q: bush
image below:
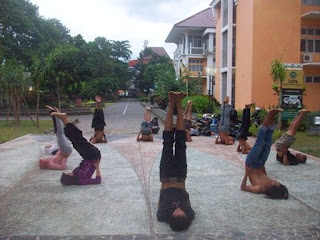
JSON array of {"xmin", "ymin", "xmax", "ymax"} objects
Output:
[
  {"xmin": 182, "ymin": 95, "xmax": 220, "ymax": 114},
  {"xmin": 249, "ymin": 124, "xmax": 283, "ymax": 143},
  {"xmin": 139, "ymin": 96, "xmax": 149, "ymax": 102},
  {"xmin": 149, "ymin": 95, "xmax": 158, "ymax": 105}
]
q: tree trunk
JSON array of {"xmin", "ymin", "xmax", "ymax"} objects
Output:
[
  {"xmin": 278, "ymin": 83, "xmax": 283, "ymax": 129},
  {"xmin": 36, "ymin": 79, "xmax": 40, "ymax": 128}
]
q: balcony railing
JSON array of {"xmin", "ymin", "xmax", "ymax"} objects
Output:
[{"xmin": 173, "ymin": 43, "xmax": 216, "ymax": 60}]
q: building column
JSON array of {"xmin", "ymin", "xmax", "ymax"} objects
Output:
[
  {"xmin": 184, "ymin": 31, "xmax": 189, "ymax": 55},
  {"xmin": 226, "ymin": 0, "xmax": 234, "ymax": 104}
]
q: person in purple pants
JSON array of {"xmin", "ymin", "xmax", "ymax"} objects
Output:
[{"xmin": 50, "ymin": 107, "xmax": 101, "ymax": 185}]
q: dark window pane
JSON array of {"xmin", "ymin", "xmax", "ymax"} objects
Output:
[
  {"xmin": 315, "ymin": 40, "xmax": 320, "ymax": 52},
  {"xmin": 307, "ymin": 28, "xmax": 314, "ymax": 35},
  {"xmin": 314, "ymin": 76, "xmax": 320, "ymax": 83},
  {"xmin": 315, "ymin": 29, "xmax": 320, "ymax": 35},
  {"xmin": 305, "ymin": 76, "xmax": 312, "ymax": 82},
  {"xmin": 301, "ymin": 39, "xmax": 306, "ymax": 51},
  {"xmin": 301, "ymin": 28, "xmax": 307, "ymax": 35},
  {"xmin": 307, "ymin": 39, "xmax": 314, "ymax": 52}
]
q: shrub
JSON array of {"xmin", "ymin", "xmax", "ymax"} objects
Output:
[
  {"xmin": 249, "ymin": 124, "xmax": 283, "ymax": 143},
  {"xmin": 139, "ymin": 96, "xmax": 149, "ymax": 102},
  {"xmin": 149, "ymin": 95, "xmax": 158, "ymax": 105},
  {"xmin": 181, "ymin": 95, "xmax": 220, "ymax": 114}
]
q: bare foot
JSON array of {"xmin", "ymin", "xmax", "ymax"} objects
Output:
[
  {"xmin": 298, "ymin": 109, "xmax": 310, "ymax": 115},
  {"xmin": 51, "ymin": 112, "xmax": 69, "ymax": 125},
  {"xmin": 46, "ymin": 105, "xmax": 55, "ymax": 111},
  {"xmin": 267, "ymin": 108, "xmax": 283, "ymax": 115},
  {"xmin": 169, "ymin": 91, "xmax": 176, "ymax": 104},
  {"xmin": 176, "ymin": 91, "xmax": 186, "ymax": 102},
  {"xmin": 263, "ymin": 108, "xmax": 283, "ymax": 126},
  {"xmin": 245, "ymin": 102, "xmax": 255, "ymax": 109}
]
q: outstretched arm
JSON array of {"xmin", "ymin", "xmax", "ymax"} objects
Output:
[
  {"xmin": 48, "ymin": 157, "xmax": 67, "ymax": 170},
  {"xmin": 240, "ymin": 167, "xmax": 261, "ymax": 193}
]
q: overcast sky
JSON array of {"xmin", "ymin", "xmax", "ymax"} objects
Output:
[{"xmin": 29, "ymin": 0, "xmax": 212, "ymax": 60}]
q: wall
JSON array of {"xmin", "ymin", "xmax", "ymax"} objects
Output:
[
  {"xmin": 251, "ymin": 0, "xmax": 302, "ymax": 109},
  {"xmin": 234, "ymin": 0, "xmax": 254, "ymax": 109}
]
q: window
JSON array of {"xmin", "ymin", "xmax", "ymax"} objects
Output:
[
  {"xmin": 305, "ymin": 76, "xmax": 320, "ymax": 83},
  {"xmin": 189, "ymin": 36, "xmax": 202, "ymax": 48},
  {"xmin": 301, "ymin": 27, "xmax": 320, "ymax": 52},
  {"xmin": 307, "ymin": 28, "xmax": 314, "ymax": 35},
  {"xmin": 222, "ymin": 32, "xmax": 228, "ymax": 68},
  {"xmin": 301, "ymin": 39, "xmax": 306, "ymax": 51},
  {"xmin": 307, "ymin": 39, "xmax": 314, "ymax": 52},
  {"xmin": 315, "ymin": 40, "xmax": 320, "ymax": 52},
  {"xmin": 305, "ymin": 76, "xmax": 313, "ymax": 83},
  {"xmin": 222, "ymin": 0, "xmax": 228, "ymax": 27},
  {"xmin": 188, "ymin": 59, "xmax": 203, "ymax": 72},
  {"xmin": 302, "ymin": 0, "xmax": 320, "ymax": 5}
]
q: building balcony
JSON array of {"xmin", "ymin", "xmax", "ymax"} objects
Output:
[{"xmin": 173, "ymin": 44, "xmax": 216, "ymax": 61}]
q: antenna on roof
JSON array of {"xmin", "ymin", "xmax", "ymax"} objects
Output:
[{"xmin": 143, "ymin": 40, "xmax": 148, "ymax": 48}]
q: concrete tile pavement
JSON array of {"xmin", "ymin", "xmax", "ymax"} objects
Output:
[{"xmin": 0, "ymin": 103, "xmax": 320, "ymax": 239}]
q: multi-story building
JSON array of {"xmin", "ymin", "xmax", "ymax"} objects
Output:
[
  {"xmin": 165, "ymin": 8, "xmax": 216, "ymax": 96},
  {"xmin": 211, "ymin": 0, "xmax": 320, "ymax": 111}
]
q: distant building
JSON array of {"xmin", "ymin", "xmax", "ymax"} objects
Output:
[
  {"xmin": 166, "ymin": 8, "xmax": 216, "ymax": 96},
  {"xmin": 128, "ymin": 47, "xmax": 170, "ymax": 96}
]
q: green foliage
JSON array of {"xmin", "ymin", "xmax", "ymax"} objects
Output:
[
  {"xmin": 139, "ymin": 96, "xmax": 149, "ymax": 102},
  {"xmin": 271, "ymin": 59, "xmax": 287, "ymax": 85},
  {"xmin": 249, "ymin": 125, "xmax": 282, "ymax": 143},
  {"xmin": 0, "ymin": 0, "xmax": 133, "ymax": 108},
  {"xmin": 134, "ymin": 47, "xmax": 172, "ymax": 93},
  {"xmin": 181, "ymin": 95, "xmax": 221, "ymax": 114}
]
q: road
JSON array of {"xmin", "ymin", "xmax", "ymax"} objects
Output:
[{"xmin": 0, "ymin": 100, "xmax": 319, "ymax": 239}]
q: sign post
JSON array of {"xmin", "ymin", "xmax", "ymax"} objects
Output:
[{"xmin": 282, "ymin": 64, "xmax": 304, "ymax": 120}]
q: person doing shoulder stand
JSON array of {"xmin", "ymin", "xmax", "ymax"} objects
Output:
[
  {"xmin": 215, "ymin": 96, "xmax": 234, "ymax": 145},
  {"xmin": 39, "ymin": 105, "xmax": 73, "ymax": 170},
  {"xmin": 237, "ymin": 102, "xmax": 255, "ymax": 154},
  {"xmin": 137, "ymin": 106, "xmax": 153, "ymax": 142},
  {"xmin": 157, "ymin": 92, "xmax": 195, "ymax": 231},
  {"xmin": 50, "ymin": 107, "xmax": 101, "ymax": 185},
  {"xmin": 275, "ymin": 109, "xmax": 309, "ymax": 165},
  {"xmin": 90, "ymin": 95, "xmax": 107, "ymax": 144},
  {"xmin": 241, "ymin": 108, "xmax": 289, "ymax": 199}
]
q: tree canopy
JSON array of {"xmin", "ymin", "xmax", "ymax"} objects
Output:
[{"xmin": 0, "ymin": 0, "xmax": 132, "ymax": 108}]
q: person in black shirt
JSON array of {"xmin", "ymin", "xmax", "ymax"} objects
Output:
[
  {"xmin": 90, "ymin": 95, "xmax": 107, "ymax": 144},
  {"xmin": 157, "ymin": 91, "xmax": 195, "ymax": 231}
]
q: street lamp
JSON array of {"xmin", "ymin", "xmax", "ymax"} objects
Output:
[{"xmin": 205, "ymin": 66, "xmax": 217, "ymax": 113}]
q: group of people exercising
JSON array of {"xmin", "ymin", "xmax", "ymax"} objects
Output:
[{"xmin": 38, "ymin": 92, "xmax": 309, "ymax": 231}]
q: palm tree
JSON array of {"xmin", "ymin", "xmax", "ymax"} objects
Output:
[
  {"xmin": 32, "ymin": 45, "xmax": 76, "ymax": 127},
  {"xmin": 0, "ymin": 62, "xmax": 30, "ymax": 124},
  {"xmin": 271, "ymin": 58, "xmax": 287, "ymax": 129}
]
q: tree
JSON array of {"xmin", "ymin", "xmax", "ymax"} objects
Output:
[
  {"xmin": 134, "ymin": 47, "xmax": 171, "ymax": 94},
  {"xmin": 0, "ymin": 61, "xmax": 30, "ymax": 124},
  {"xmin": 31, "ymin": 45, "xmax": 77, "ymax": 127},
  {"xmin": 271, "ymin": 58, "xmax": 287, "ymax": 128}
]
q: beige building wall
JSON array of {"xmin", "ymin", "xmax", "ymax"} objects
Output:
[
  {"xmin": 250, "ymin": 0, "xmax": 302, "ymax": 109},
  {"xmin": 214, "ymin": 0, "xmax": 319, "ymax": 111},
  {"xmin": 235, "ymin": 0, "xmax": 254, "ymax": 109}
]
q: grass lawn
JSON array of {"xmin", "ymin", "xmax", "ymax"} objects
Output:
[
  {"xmin": 291, "ymin": 131, "xmax": 320, "ymax": 158},
  {"xmin": 0, "ymin": 120, "xmax": 52, "ymax": 144}
]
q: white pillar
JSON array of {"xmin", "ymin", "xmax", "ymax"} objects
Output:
[{"xmin": 184, "ymin": 31, "xmax": 189, "ymax": 55}]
